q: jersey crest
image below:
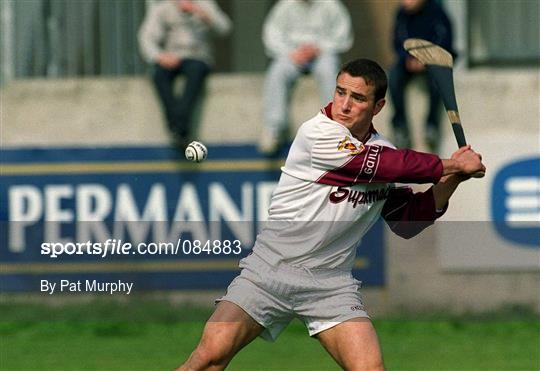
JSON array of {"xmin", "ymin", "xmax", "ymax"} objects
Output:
[{"xmin": 337, "ymin": 136, "xmax": 365, "ymax": 156}]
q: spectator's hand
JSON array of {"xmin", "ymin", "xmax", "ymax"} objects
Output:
[
  {"xmin": 451, "ymin": 145, "xmax": 486, "ymax": 177},
  {"xmin": 290, "ymin": 44, "xmax": 320, "ymax": 66},
  {"xmin": 157, "ymin": 53, "xmax": 181, "ymax": 69},
  {"xmin": 289, "ymin": 48, "xmax": 308, "ymax": 66},
  {"xmin": 178, "ymin": 0, "xmax": 210, "ymax": 23},
  {"xmin": 405, "ymin": 56, "xmax": 425, "ymax": 73},
  {"xmin": 301, "ymin": 44, "xmax": 319, "ymax": 60}
]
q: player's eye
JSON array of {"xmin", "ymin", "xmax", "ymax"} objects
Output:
[{"xmin": 353, "ymin": 95, "xmax": 366, "ymax": 102}]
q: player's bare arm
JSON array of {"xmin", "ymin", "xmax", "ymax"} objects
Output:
[
  {"xmin": 432, "ymin": 146, "xmax": 485, "ymax": 209},
  {"xmin": 380, "ymin": 145, "xmax": 485, "ymax": 240},
  {"xmin": 431, "ymin": 173, "xmax": 468, "ymax": 210}
]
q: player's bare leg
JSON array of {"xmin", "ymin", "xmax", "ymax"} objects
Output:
[
  {"xmin": 316, "ymin": 318, "xmax": 385, "ymax": 371},
  {"xmin": 176, "ymin": 301, "xmax": 264, "ymax": 371}
]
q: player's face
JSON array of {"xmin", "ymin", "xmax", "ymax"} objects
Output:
[{"xmin": 331, "ymin": 73, "xmax": 385, "ymax": 134}]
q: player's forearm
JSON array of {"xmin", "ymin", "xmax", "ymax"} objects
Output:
[
  {"xmin": 431, "ymin": 174, "xmax": 466, "ymax": 209},
  {"xmin": 440, "ymin": 159, "xmax": 463, "ymax": 176}
]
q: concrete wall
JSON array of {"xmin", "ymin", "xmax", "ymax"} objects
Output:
[
  {"xmin": 2, "ymin": 70, "xmax": 539, "ymax": 315},
  {"xmin": 2, "ymin": 75, "xmax": 320, "ymax": 147},
  {"xmin": 4, "ymin": 69, "xmax": 538, "ymax": 151}
]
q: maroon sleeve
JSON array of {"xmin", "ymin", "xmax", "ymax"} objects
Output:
[
  {"xmin": 316, "ymin": 145, "xmax": 443, "ymax": 186},
  {"xmin": 381, "ymin": 186, "xmax": 448, "ymax": 239}
]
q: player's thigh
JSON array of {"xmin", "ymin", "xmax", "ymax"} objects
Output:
[
  {"xmin": 196, "ymin": 300, "xmax": 264, "ymax": 357},
  {"xmin": 316, "ymin": 318, "xmax": 384, "ymax": 371}
]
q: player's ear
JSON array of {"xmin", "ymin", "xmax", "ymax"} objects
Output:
[{"xmin": 373, "ymin": 99, "xmax": 385, "ymax": 116}]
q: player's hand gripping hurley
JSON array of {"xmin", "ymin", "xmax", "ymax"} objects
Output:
[{"xmin": 403, "ymin": 38, "xmax": 484, "ymax": 178}]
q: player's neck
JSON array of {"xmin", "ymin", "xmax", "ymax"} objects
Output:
[{"xmin": 350, "ymin": 123, "xmax": 373, "ymax": 143}]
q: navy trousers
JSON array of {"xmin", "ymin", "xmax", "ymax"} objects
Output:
[
  {"xmin": 152, "ymin": 59, "xmax": 210, "ymax": 138},
  {"xmin": 388, "ymin": 61, "xmax": 443, "ymax": 134}
]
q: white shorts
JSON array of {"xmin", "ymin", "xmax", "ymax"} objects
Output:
[{"xmin": 216, "ymin": 253, "xmax": 369, "ymax": 341}]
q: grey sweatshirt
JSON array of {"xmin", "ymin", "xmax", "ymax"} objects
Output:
[{"xmin": 138, "ymin": 0, "xmax": 231, "ymax": 66}]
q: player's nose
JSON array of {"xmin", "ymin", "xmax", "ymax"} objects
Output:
[{"xmin": 341, "ymin": 96, "xmax": 351, "ymax": 111}]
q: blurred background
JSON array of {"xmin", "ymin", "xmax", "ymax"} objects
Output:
[
  {"xmin": 1, "ymin": 0, "xmax": 539, "ymax": 370},
  {"xmin": 2, "ymin": 0, "xmax": 539, "ymax": 79}
]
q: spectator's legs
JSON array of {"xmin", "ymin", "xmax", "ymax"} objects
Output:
[
  {"xmin": 389, "ymin": 63, "xmax": 413, "ymax": 148},
  {"xmin": 260, "ymin": 56, "xmax": 301, "ymax": 154},
  {"xmin": 425, "ymin": 76, "xmax": 444, "ymax": 152},
  {"xmin": 152, "ymin": 64, "xmax": 180, "ymax": 134},
  {"xmin": 174, "ymin": 59, "xmax": 211, "ymax": 142},
  {"xmin": 311, "ymin": 53, "xmax": 339, "ymax": 105}
]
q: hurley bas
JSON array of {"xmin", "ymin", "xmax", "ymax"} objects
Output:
[{"xmin": 41, "ymin": 279, "xmax": 133, "ymax": 295}]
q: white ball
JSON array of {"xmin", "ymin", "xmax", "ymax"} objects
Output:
[{"xmin": 185, "ymin": 141, "xmax": 208, "ymax": 163}]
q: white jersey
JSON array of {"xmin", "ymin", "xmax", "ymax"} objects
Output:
[
  {"xmin": 254, "ymin": 110, "xmax": 393, "ymax": 270},
  {"xmin": 252, "ymin": 105, "xmax": 444, "ymax": 270}
]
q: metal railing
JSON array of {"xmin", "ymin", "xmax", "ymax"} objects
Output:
[{"xmin": 1, "ymin": 0, "xmax": 148, "ymax": 83}]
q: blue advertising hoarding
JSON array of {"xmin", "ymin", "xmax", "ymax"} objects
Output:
[
  {"xmin": 491, "ymin": 157, "xmax": 540, "ymax": 247},
  {"xmin": 1, "ymin": 145, "xmax": 385, "ymax": 292}
]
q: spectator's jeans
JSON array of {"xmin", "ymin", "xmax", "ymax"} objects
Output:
[
  {"xmin": 152, "ymin": 59, "xmax": 210, "ymax": 138},
  {"xmin": 388, "ymin": 61, "xmax": 442, "ymax": 133},
  {"xmin": 263, "ymin": 54, "xmax": 339, "ymax": 137}
]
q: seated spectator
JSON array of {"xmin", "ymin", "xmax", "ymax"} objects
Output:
[
  {"xmin": 389, "ymin": 0, "xmax": 455, "ymax": 152},
  {"xmin": 259, "ymin": 0, "xmax": 353, "ymax": 154},
  {"xmin": 138, "ymin": 0, "xmax": 231, "ymax": 149}
]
